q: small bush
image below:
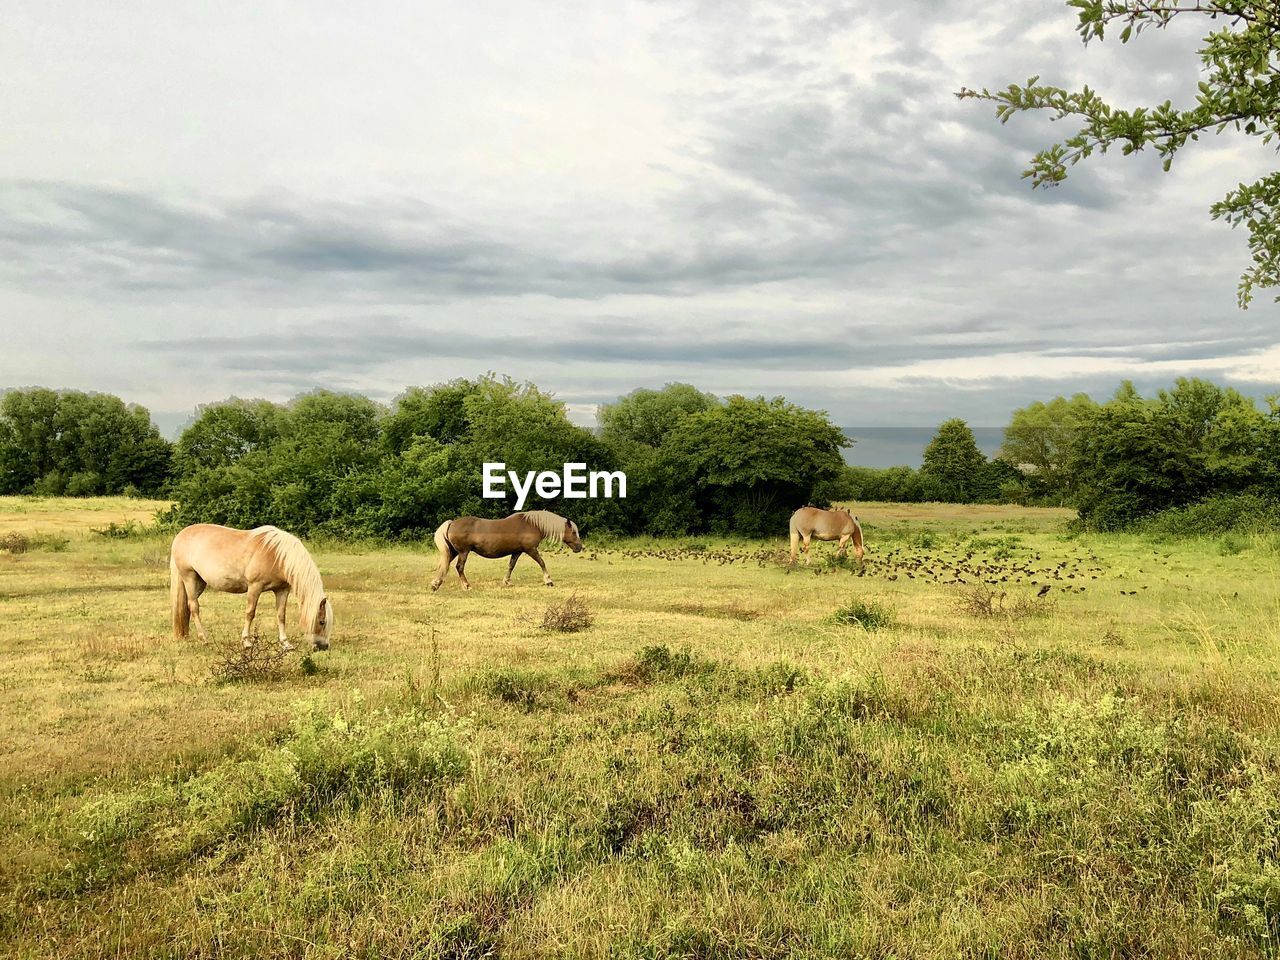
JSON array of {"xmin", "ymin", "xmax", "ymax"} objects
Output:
[
  {"xmin": 65, "ymin": 471, "xmax": 104, "ymax": 497},
  {"xmin": 829, "ymin": 598, "xmax": 892, "ymax": 630},
  {"xmin": 91, "ymin": 520, "xmax": 148, "ymax": 539},
  {"xmin": 474, "ymin": 669, "xmax": 548, "ymax": 712},
  {"xmin": 2, "ymin": 532, "xmax": 71, "ymax": 554},
  {"xmin": 607, "ymin": 645, "xmax": 709, "ymax": 685},
  {"xmin": 634, "ymin": 645, "xmax": 698, "ymax": 680},
  {"xmin": 32, "ymin": 471, "xmax": 67, "ymax": 497},
  {"xmin": 210, "ymin": 641, "xmax": 290, "ymax": 684},
  {"xmin": 139, "ymin": 548, "xmax": 169, "ymax": 568},
  {"xmin": 1219, "ymin": 532, "xmax": 1248, "ymax": 556},
  {"xmin": 957, "ymin": 585, "xmax": 1054, "ymax": 620},
  {"xmin": 540, "ymin": 593, "xmax": 594, "ymax": 633}
]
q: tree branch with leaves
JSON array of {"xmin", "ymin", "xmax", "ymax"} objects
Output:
[{"xmin": 958, "ymin": 0, "xmax": 1280, "ymax": 306}]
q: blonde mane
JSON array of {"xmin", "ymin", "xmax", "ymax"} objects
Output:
[
  {"xmin": 513, "ymin": 510, "xmax": 576, "ymax": 542},
  {"xmin": 251, "ymin": 526, "xmax": 325, "ymax": 631}
]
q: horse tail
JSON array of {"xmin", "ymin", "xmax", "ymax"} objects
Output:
[
  {"xmin": 850, "ymin": 516, "xmax": 865, "ymax": 561},
  {"xmin": 434, "ymin": 520, "xmax": 456, "ymax": 560},
  {"xmin": 170, "ymin": 552, "xmax": 190, "ymax": 639},
  {"xmin": 789, "ymin": 512, "xmax": 801, "ymax": 565},
  {"xmin": 431, "ymin": 520, "xmax": 456, "ymax": 591}
]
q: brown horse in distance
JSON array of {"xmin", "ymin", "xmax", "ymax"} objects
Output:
[
  {"xmin": 789, "ymin": 505, "xmax": 864, "ymax": 565},
  {"xmin": 431, "ymin": 510, "xmax": 583, "ymax": 591}
]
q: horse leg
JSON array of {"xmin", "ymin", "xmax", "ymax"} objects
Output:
[
  {"xmin": 431, "ymin": 545, "xmax": 454, "ymax": 592},
  {"xmin": 274, "ymin": 587, "xmax": 294, "ymax": 652},
  {"xmin": 803, "ymin": 534, "xmax": 812, "ymax": 566},
  {"xmin": 184, "ymin": 573, "xmax": 210, "ymax": 643},
  {"xmin": 241, "ymin": 584, "xmax": 263, "ymax": 648},
  {"xmin": 838, "ymin": 534, "xmax": 850, "ymax": 558},
  {"xmin": 456, "ymin": 550, "xmax": 472, "ymax": 591},
  {"xmin": 504, "ymin": 553, "xmax": 519, "ymax": 586},
  {"xmin": 528, "ymin": 547, "xmax": 553, "ymax": 586},
  {"xmin": 789, "ymin": 529, "xmax": 800, "ymax": 565}
]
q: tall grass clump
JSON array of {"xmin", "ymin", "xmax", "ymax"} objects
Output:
[{"xmin": 829, "ymin": 598, "xmax": 893, "ymax": 630}]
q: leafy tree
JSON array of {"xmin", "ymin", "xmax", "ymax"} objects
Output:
[
  {"xmin": 959, "ymin": 1, "xmax": 1280, "ymax": 305},
  {"xmin": 455, "ymin": 377, "xmax": 624, "ymax": 530},
  {"xmin": 659, "ymin": 396, "xmax": 848, "ymax": 535},
  {"xmin": 0, "ymin": 388, "xmax": 170, "ymax": 495},
  {"xmin": 920, "ymin": 419, "xmax": 989, "ymax": 502},
  {"xmin": 0, "ymin": 388, "xmax": 62, "ymax": 492},
  {"xmin": 1072, "ymin": 378, "xmax": 1267, "ymax": 528},
  {"xmin": 599, "ymin": 383, "xmax": 719, "ymax": 449},
  {"xmin": 167, "ymin": 376, "xmax": 627, "ymax": 536},
  {"xmin": 329, "ymin": 437, "xmax": 473, "ymax": 538},
  {"xmin": 822, "ymin": 464, "xmax": 930, "ymax": 504},
  {"xmin": 1000, "ymin": 394, "xmax": 1099, "ymax": 502},
  {"xmin": 168, "ymin": 391, "xmax": 384, "ymax": 534},
  {"xmin": 173, "ymin": 399, "xmax": 284, "ymax": 476},
  {"xmin": 382, "ymin": 380, "xmax": 480, "ymax": 453}
]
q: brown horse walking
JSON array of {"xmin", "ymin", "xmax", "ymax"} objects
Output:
[
  {"xmin": 789, "ymin": 506, "xmax": 864, "ymax": 565},
  {"xmin": 431, "ymin": 510, "xmax": 583, "ymax": 591},
  {"xmin": 170, "ymin": 523, "xmax": 333, "ymax": 651}
]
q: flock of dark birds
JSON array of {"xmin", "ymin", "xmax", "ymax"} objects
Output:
[{"xmin": 578, "ymin": 538, "xmax": 1113, "ymax": 597}]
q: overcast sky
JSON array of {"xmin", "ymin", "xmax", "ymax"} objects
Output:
[{"xmin": 2, "ymin": 0, "xmax": 1277, "ymax": 440}]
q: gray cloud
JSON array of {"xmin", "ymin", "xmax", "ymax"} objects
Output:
[
  {"xmin": 138, "ymin": 316, "xmax": 1065, "ymax": 373},
  {"xmin": 0, "ymin": 0, "xmax": 1275, "ymax": 431}
]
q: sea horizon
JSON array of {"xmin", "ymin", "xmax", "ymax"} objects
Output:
[{"xmin": 841, "ymin": 425, "xmax": 1004, "ymax": 469}]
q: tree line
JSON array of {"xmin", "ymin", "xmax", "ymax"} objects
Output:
[
  {"xmin": 2, "ymin": 376, "xmax": 1276, "ymax": 535},
  {"xmin": 0, "ymin": 378, "xmax": 848, "ymax": 537},
  {"xmin": 836, "ymin": 378, "xmax": 1280, "ymax": 531}
]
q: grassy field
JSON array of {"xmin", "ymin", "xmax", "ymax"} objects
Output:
[{"xmin": 4, "ymin": 496, "xmax": 1280, "ymax": 957}]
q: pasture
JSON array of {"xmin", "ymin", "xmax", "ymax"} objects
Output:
[{"xmin": 3, "ymin": 496, "xmax": 1280, "ymax": 957}]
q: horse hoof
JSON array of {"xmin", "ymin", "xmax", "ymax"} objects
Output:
[
  {"xmin": 242, "ymin": 638, "xmax": 253, "ymax": 650},
  {"xmin": 430, "ymin": 582, "xmax": 441, "ymax": 592},
  {"xmin": 280, "ymin": 641, "xmax": 295, "ymax": 653},
  {"xmin": 544, "ymin": 581, "xmax": 554, "ymax": 587}
]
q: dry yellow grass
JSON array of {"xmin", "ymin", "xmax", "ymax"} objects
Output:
[
  {"xmin": 4, "ymin": 497, "xmax": 1280, "ymax": 957},
  {"xmin": 0, "ymin": 495, "xmax": 170, "ymax": 536}
]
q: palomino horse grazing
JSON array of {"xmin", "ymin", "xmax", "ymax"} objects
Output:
[
  {"xmin": 170, "ymin": 523, "xmax": 333, "ymax": 651},
  {"xmin": 789, "ymin": 505, "xmax": 865, "ymax": 565},
  {"xmin": 431, "ymin": 510, "xmax": 583, "ymax": 591}
]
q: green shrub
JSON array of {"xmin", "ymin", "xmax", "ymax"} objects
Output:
[
  {"xmin": 1137, "ymin": 492, "xmax": 1280, "ymax": 537},
  {"xmin": 607, "ymin": 645, "xmax": 711, "ymax": 685},
  {"xmin": 91, "ymin": 520, "xmax": 150, "ymax": 539},
  {"xmin": 472, "ymin": 669, "xmax": 551, "ymax": 711},
  {"xmin": 65, "ymin": 471, "xmax": 103, "ymax": 497},
  {"xmin": 69, "ymin": 702, "xmax": 470, "ymax": 886},
  {"xmin": 829, "ymin": 598, "xmax": 892, "ymax": 629}
]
